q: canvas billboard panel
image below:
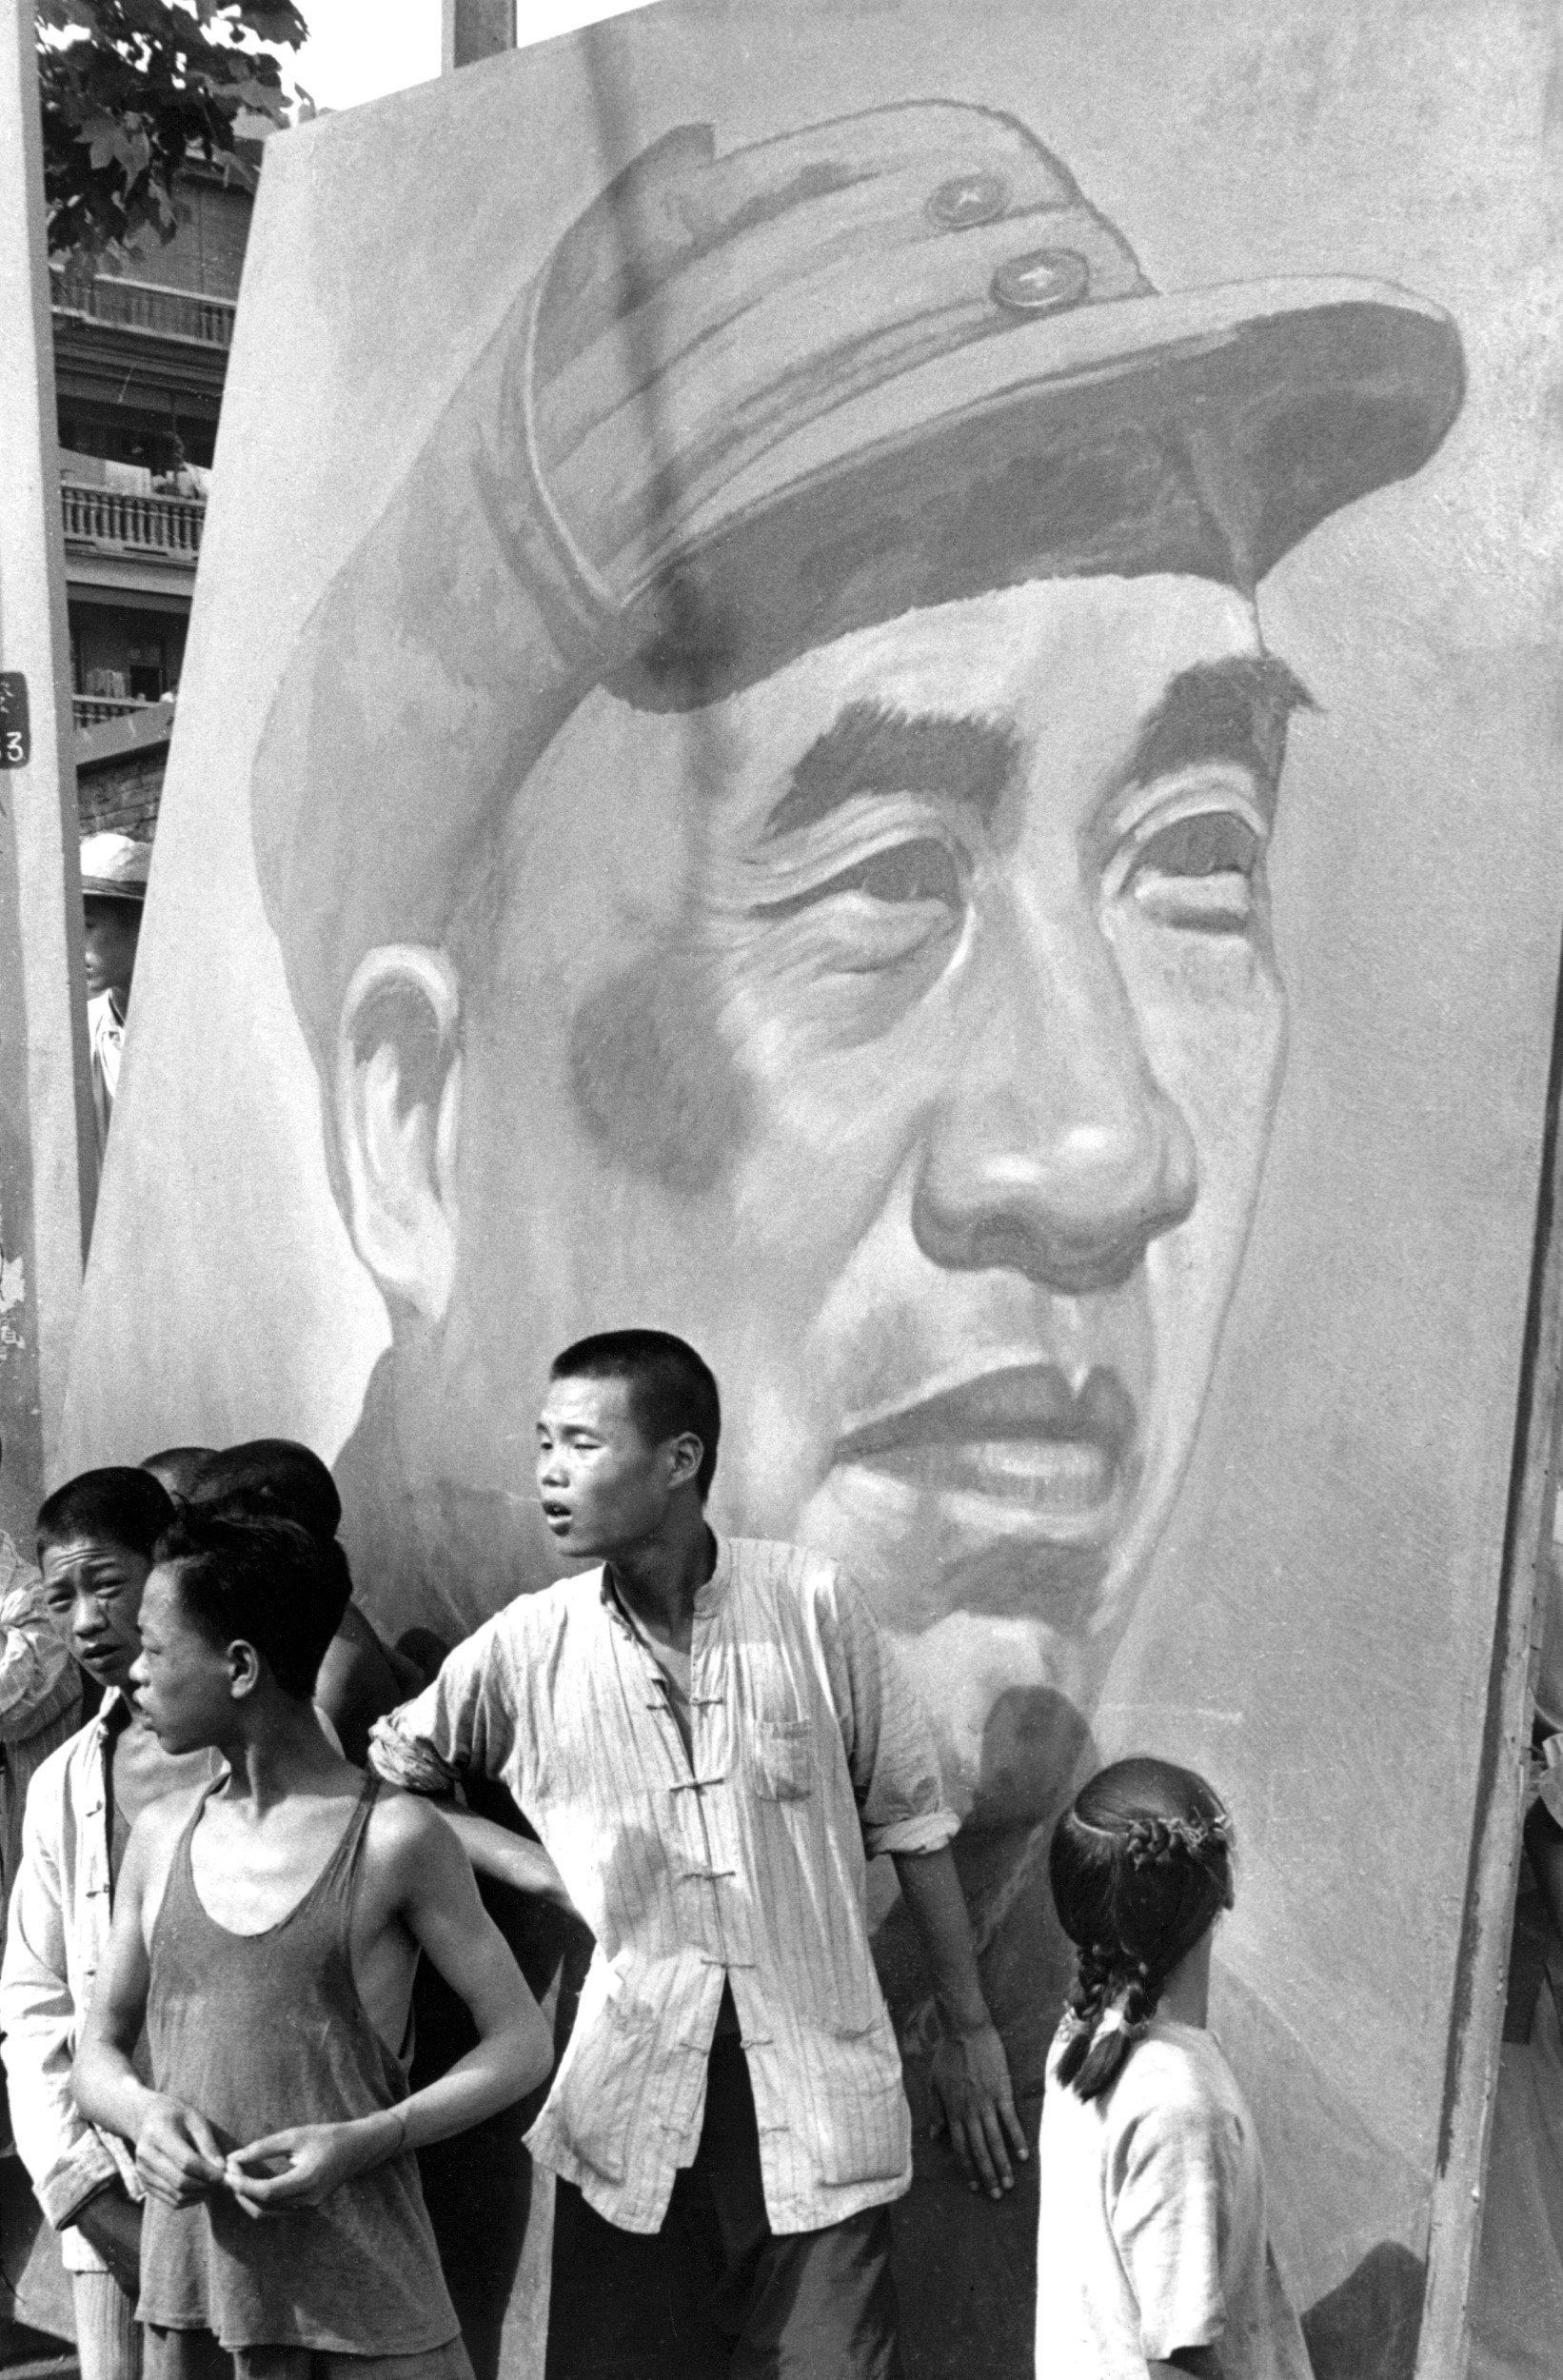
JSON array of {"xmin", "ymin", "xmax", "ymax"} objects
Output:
[{"xmin": 55, "ymin": 3, "xmax": 1563, "ymax": 2372}]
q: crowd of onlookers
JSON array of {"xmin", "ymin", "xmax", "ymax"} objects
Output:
[
  {"xmin": 0, "ymin": 1435, "xmax": 544, "ymax": 2380},
  {"xmin": 0, "ymin": 1335, "xmax": 1316, "ymax": 2380}
]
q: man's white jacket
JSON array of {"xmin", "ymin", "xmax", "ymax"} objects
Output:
[{"xmin": 1, "ymin": 1696, "xmax": 144, "ymax": 2274}]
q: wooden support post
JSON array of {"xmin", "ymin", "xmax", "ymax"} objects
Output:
[
  {"xmin": 1418, "ymin": 942, "xmax": 1563, "ymax": 2374},
  {"xmin": 444, "ymin": 0, "xmax": 517, "ymax": 71},
  {"xmin": 0, "ymin": 4, "xmax": 96, "ymax": 1531}
]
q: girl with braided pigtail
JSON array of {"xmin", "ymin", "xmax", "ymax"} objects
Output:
[{"xmin": 1036, "ymin": 1759, "xmax": 1314, "ymax": 2379}]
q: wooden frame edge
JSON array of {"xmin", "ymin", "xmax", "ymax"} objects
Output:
[{"xmin": 1417, "ymin": 932, "xmax": 1563, "ymax": 2375}]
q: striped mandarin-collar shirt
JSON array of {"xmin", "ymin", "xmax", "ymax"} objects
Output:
[{"xmin": 369, "ymin": 1534, "xmax": 958, "ymax": 2235}]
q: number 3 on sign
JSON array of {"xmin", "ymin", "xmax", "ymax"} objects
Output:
[{"xmin": 0, "ymin": 676, "xmax": 30, "ymax": 770}]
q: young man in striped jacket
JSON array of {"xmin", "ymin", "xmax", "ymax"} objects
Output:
[{"xmin": 370, "ymin": 1327, "xmax": 1024, "ymax": 2380}]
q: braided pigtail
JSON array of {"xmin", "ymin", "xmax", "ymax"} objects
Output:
[
  {"xmin": 1048, "ymin": 1758, "xmax": 1235, "ymax": 2103},
  {"xmin": 1055, "ymin": 1941, "xmax": 1117, "ymax": 2090},
  {"xmin": 1068, "ymin": 1958, "xmax": 1162, "ymax": 2101}
]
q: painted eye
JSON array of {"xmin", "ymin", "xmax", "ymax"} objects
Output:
[
  {"xmin": 1135, "ymin": 810, "xmax": 1261, "ymax": 880},
  {"xmin": 755, "ymin": 837, "xmax": 963, "ymax": 917},
  {"xmin": 1115, "ymin": 805, "xmax": 1266, "ymax": 934}
]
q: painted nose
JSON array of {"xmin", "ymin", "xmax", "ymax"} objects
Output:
[{"xmin": 912, "ymin": 901, "xmax": 1197, "ymax": 1294}]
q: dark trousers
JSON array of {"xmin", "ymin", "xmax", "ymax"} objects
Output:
[{"xmin": 544, "ymin": 2034, "xmax": 903, "ymax": 2380}]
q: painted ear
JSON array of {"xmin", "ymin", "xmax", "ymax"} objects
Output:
[{"xmin": 335, "ymin": 946, "xmax": 463, "ymax": 1324}]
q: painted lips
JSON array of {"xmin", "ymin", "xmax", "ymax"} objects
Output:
[{"xmin": 833, "ymin": 1362, "xmax": 1138, "ymax": 1516}]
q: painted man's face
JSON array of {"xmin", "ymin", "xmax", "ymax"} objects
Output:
[{"xmin": 395, "ymin": 575, "xmax": 1297, "ymax": 1820}]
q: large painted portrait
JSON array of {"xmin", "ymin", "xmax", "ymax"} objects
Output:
[{"xmin": 55, "ymin": 3, "xmax": 1563, "ymax": 2374}]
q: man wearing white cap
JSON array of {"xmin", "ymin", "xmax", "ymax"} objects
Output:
[{"xmin": 79, "ymin": 835, "xmax": 151, "ymax": 1160}]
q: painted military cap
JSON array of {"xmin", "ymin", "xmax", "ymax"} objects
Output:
[
  {"xmin": 252, "ymin": 100, "xmax": 1463, "ymax": 1070},
  {"xmin": 80, "ymin": 831, "xmax": 152, "ymax": 904}
]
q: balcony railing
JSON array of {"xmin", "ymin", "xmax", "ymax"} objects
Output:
[
  {"xmin": 61, "ymin": 482, "xmax": 205, "ymax": 565},
  {"xmin": 51, "ymin": 268, "xmax": 236, "ymax": 349},
  {"xmin": 72, "ymin": 694, "xmax": 172, "ymax": 731}
]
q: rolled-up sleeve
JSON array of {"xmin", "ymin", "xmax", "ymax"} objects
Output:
[
  {"xmin": 822, "ymin": 1571, "xmax": 959, "ymax": 1859},
  {"xmin": 368, "ymin": 1611, "xmax": 520, "ymax": 1799}
]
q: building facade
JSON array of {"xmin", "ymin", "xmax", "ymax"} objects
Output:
[{"xmin": 52, "ymin": 152, "xmax": 255, "ymax": 777}]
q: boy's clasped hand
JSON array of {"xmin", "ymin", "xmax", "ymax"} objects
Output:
[{"xmin": 134, "ymin": 2092, "xmax": 407, "ymax": 2219}]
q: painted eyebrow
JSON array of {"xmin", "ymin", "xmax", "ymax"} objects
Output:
[
  {"xmin": 1105, "ymin": 654, "xmax": 1316, "ymax": 811},
  {"xmin": 764, "ymin": 702, "xmax": 1020, "ymax": 841}
]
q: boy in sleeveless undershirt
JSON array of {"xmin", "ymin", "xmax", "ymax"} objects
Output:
[{"xmin": 73, "ymin": 1508, "xmax": 552, "ymax": 2380}]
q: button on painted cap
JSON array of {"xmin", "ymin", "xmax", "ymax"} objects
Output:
[
  {"xmin": 926, "ymin": 170, "xmax": 1010, "ymax": 230},
  {"xmin": 991, "ymin": 248, "xmax": 1090, "ymax": 315}
]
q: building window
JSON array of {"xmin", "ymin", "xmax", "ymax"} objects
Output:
[{"xmin": 128, "ymin": 642, "xmax": 165, "ymax": 703}]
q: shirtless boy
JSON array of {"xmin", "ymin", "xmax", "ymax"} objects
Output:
[{"xmin": 73, "ymin": 1509, "xmax": 552, "ymax": 2380}]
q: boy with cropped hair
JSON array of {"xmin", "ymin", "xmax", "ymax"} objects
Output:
[
  {"xmin": 372, "ymin": 1328, "xmax": 1022, "ymax": 2379},
  {"xmin": 3, "ymin": 1467, "xmax": 213, "ymax": 2380},
  {"xmin": 187, "ymin": 1438, "xmax": 423, "ymax": 1763},
  {"xmin": 74, "ymin": 1507, "xmax": 552, "ymax": 2380}
]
